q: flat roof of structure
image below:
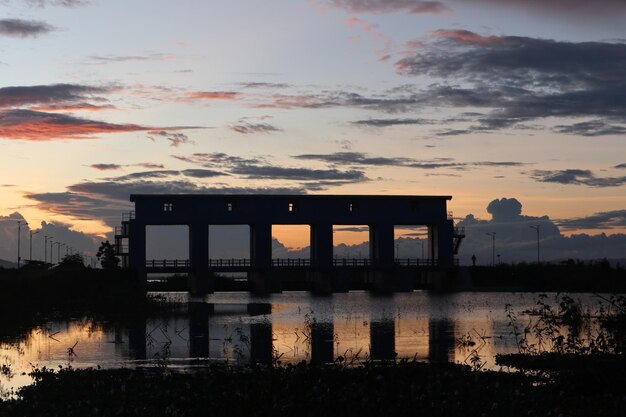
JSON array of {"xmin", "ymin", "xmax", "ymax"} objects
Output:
[{"xmin": 130, "ymin": 194, "xmax": 452, "ymax": 201}]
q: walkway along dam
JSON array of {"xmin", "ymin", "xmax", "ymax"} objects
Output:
[{"xmin": 114, "ymin": 194, "xmax": 464, "ymax": 294}]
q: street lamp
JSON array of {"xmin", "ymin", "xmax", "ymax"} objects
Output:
[
  {"xmin": 44, "ymin": 235, "xmax": 52, "ymax": 263},
  {"xmin": 417, "ymin": 239, "xmax": 425, "ymax": 260},
  {"xmin": 29, "ymin": 230, "xmax": 39, "ymax": 261},
  {"xmin": 529, "ymin": 224, "xmax": 540, "ymax": 264},
  {"xmin": 49, "ymin": 239, "xmax": 55, "ymax": 264},
  {"xmin": 486, "ymin": 232, "xmax": 496, "ymax": 266},
  {"xmin": 17, "ymin": 220, "xmax": 28, "ymax": 269},
  {"xmin": 57, "ymin": 243, "xmax": 65, "ymax": 263}
]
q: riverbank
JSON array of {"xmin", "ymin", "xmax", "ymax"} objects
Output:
[{"xmin": 1, "ymin": 360, "xmax": 624, "ymax": 417}]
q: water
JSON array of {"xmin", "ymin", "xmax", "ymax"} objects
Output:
[{"xmin": 0, "ymin": 291, "xmax": 609, "ymax": 395}]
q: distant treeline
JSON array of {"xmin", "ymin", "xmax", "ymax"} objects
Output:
[{"xmin": 467, "ymin": 260, "xmax": 626, "ymax": 292}]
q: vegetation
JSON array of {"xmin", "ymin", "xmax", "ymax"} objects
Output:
[
  {"xmin": 96, "ymin": 240, "xmax": 119, "ymax": 270},
  {"xmin": 0, "ymin": 360, "xmax": 623, "ymax": 417}
]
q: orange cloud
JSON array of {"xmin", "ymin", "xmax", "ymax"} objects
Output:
[
  {"xmin": 31, "ymin": 103, "xmax": 116, "ymax": 112},
  {"xmin": 0, "ymin": 109, "xmax": 151, "ymax": 141},
  {"xmin": 431, "ymin": 29, "xmax": 505, "ymax": 46},
  {"xmin": 181, "ymin": 91, "xmax": 243, "ymax": 101}
]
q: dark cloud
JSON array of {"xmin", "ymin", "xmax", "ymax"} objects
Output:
[
  {"xmin": 85, "ymin": 53, "xmax": 175, "ymax": 64},
  {"xmin": 554, "ymin": 120, "xmax": 626, "ymax": 137},
  {"xmin": 487, "ymin": 198, "xmax": 522, "ymax": 222},
  {"xmin": 229, "ymin": 165, "xmax": 367, "ymax": 181},
  {"xmin": 615, "ymin": 163, "xmax": 626, "ymax": 169},
  {"xmin": 395, "ymin": 30, "xmax": 626, "ymax": 131},
  {"xmin": 171, "ymin": 152, "xmax": 264, "ymax": 167},
  {"xmin": 229, "ymin": 121, "xmax": 282, "ymax": 135},
  {"xmin": 324, "ymin": 0, "xmax": 449, "ymax": 14},
  {"xmin": 453, "ymin": 0, "xmax": 626, "ymax": 19},
  {"xmin": 0, "ymin": 19, "xmax": 54, "ymax": 38},
  {"xmin": 137, "ymin": 163, "xmax": 165, "ymax": 169},
  {"xmin": 0, "ymin": 212, "xmax": 100, "ymax": 263},
  {"xmin": 294, "ymin": 151, "xmax": 526, "ymax": 170},
  {"xmin": 24, "ymin": 191, "xmax": 129, "ymax": 224},
  {"xmin": 253, "ymin": 91, "xmax": 422, "ymax": 113},
  {"xmin": 531, "ymin": 169, "xmax": 626, "ymax": 187},
  {"xmin": 238, "ymin": 82, "xmax": 290, "ymax": 89},
  {"xmin": 89, "ymin": 163, "xmax": 122, "ymax": 171},
  {"xmin": 351, "ymin": 118, "xmax": 430, "ymax": 127},
  {"xmin": 104, "ymin": 170, "xmax": 181, "ymax": 182},
  {"xmin": 556, "ymin": 210, "xmax": 626, "ymax": 231},
  {"xmin": 456, "ymin": 198, "xmax": 626, "ymax": 265},
  {"xmin": 148, "ymin": 130, "xmax": 195, "ymax": 147},
  {"xmin": 0, "ymin": 84, "xmax": 111, "ymax": 108},
  {"xmin": 180, "ymin": 169, "xmax": 225, "ymax": 178},
  {"xmin": 21, "ymin": 0, "xmax": 89, "ymax": 7},
  {"xmin": 89, "ymin": 163, "xmax": 166, "ymax": 171},
  {"xmin": 67, "ymin": 181, "xmax": 305, "ymax": 208}
]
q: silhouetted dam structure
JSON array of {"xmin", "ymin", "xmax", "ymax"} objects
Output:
[{"xmin": 115, "ymin": 194, "xmax": 463, "ymax": 294}]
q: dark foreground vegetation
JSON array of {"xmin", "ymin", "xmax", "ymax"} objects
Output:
[{"xmin": 0, "ymin": 359, "xmax": 624, "ymax": 417}]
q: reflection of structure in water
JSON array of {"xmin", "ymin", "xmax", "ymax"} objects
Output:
[
  {"xmin": 125, "ymin": 304, "xmax": 458, "ymax": 366},
  {"xmin": 128, "ymin": 318, "xmax": 147, "ymax": 360},
  {"xmin": 189, "ymin": 302, "xmax": 212, "ymax": 358},
  {"xmin": 370, "ymin": 320, "xmax": 396, "ymax": 360},
  {"xmin": 250, "ymin": 322, "xmax": 273, "ymax": 364},
  {"xmin": 428, "ymin": 319, "xmax": 455, "ymax": 363},
  {"xmin": 311, "ymin": 322, "xmax": 334, "ymax": 365}
]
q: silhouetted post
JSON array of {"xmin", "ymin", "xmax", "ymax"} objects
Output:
[
  {"xmin": 529, "ymin": 224, "xmax": 540, "ymax": 264},
  {"xmin": 49, "ymin": 239, "xmax": 54, "ymax": 264},
  {"xmin": 486, "ymin": 232, "xmax": 496, "ymax": 266},
  {"xmin": 29, "ymin": 230, "xmax": 39, "ymax": 261},
  {"xmin": 17, "ymin": 220, "xmax": 27, "ymax": 269}
]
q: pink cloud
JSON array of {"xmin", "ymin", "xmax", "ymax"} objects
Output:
[{"xmin": 431, "ymin": 29, "xmax": 505, "ymax": 46}]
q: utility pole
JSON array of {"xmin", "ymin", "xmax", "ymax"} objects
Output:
[
  {"xmin": 29, "ymin": 230, "xmax": 39, "ymax": 261},
  {"xmin": 529, "ymin": 225, "xmax": 540, "ymax": 264},
  {"xmin": 17, "ymin": 220, "xmax": 28, "ymax": 269},
  {"xmin": 44, "ymin": 235, "xmax": 52, "ymax": 264},
  {"xmin": 486, "ymin": 232, "xmax": 496, "ymax": 266}
]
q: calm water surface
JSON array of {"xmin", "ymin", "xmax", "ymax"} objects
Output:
[{"xmin": 0, "ymin": 291, "xmax": 608, "ymax": 394}]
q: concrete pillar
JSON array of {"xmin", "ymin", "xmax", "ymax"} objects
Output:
[
  {"xmin": 249, "ymin": 223, "xmax": 278, "ymax": 293},
  {"xmin": 250, "ymin": 223, "xmax": 272, "ymax": 268},
  {"xmin": 188, "ymin": 223, "xmax": 211, "ymax": 294},
  {"xmin": 428, "ymin": 225, "xmax": 438, "ymax": 265},
  {"xmin": 310, "ymin": 223, "xmax": 333, "ymax": 268},
  {"xmin": 370, "ymin": 223, "xmax": 395, "ymax": 267},
  {"xmin": 437, "ymin": 220, "xmax": 455, "ymax": 267},
  {"xmin": 128, "ymin": 220, "xmax": 146, "ymax": 286}
]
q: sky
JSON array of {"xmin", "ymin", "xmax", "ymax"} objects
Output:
[{"xmin": 1, "ymin": 0, "xmax": 626, "ymax": 265}]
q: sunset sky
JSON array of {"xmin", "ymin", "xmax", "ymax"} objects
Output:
[{"xmin": 1, "ymin": 0, "xmax": 626, "ymax": 262}]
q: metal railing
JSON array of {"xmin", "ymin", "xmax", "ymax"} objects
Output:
[
  {"xmin": 146, "ymin": 259, "xmax": 190, "ymax": 268},
  {"xmin": 144, "ymin": 257, "xmax": 452, "ymax": 269},
  {"xmin": 272, "ymin": 258, "xmax": 310, "ymax": 267},
  {"xmin": 122, "ymin": 211, "xmax": 135, "ymax": 221},
  {"xmin": 208, "ymin": 259, "xmax": 251, "ymax": 267}
]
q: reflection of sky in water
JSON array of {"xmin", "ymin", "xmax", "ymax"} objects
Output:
[{"xmin": 0, "ymin": 291, "xmax": 609, "ymax": 395}]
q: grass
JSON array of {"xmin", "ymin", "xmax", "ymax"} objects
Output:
[{"xmin": 0, "ymin": 360, "xmax": 624, "ymax": 417}]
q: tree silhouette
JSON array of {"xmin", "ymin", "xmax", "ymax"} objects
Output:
[
  {"xmin": 58, "ymin": 253, "xmax": 85, "ymax": 269},
  {"xmin": 96, "ymin": 240, "xmax": 119, "ymax": 269}
]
